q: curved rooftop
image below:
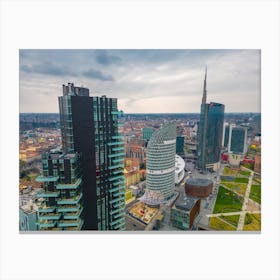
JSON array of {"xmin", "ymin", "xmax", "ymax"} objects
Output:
[{"xmin": 186, "ymin": 178, "xmax": 213, "ymax": 187}]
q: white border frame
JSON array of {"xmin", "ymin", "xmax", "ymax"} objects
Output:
[{"xmin": 1, "ymin": 1, "xmax": 279, "ymax": 280}]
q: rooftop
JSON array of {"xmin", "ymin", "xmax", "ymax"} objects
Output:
[
  {"xmin": 186, "ymin": 178, "xmax": 213, "ymax": 187},
  {"xmin": 174, "ymin": 194, "xmax": 198, "ymax": 211}
]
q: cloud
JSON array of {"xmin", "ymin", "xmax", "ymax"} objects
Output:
[
  {"xmin": 82, "ymin": 69, "xmax": 114, "ymax": 81},
  {"xmin": 95, "ymin": 50, "xmax": 122, "ymax": 65},
  {"xmin": 19, "ymin": 49, "xmax": 261, "ymax": 113},
  {"xmin": 20, "ymin": 63, "xmax": 76, "ymax": 76}
]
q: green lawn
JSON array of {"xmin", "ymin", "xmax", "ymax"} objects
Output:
[
  {"xmin": 243, "ymin": 213, "xmax": 261, "ymax": 231},
  {"xmin": 234, "ymin": 177, "xmax": 249, "ymax": 183},
  {"xmin": 249, "ymin": 185, "xmax": 261, "ymax": 204},
  {"xmin": 239, "ymin": 170, "xmax": 251, "ymax": 176},
  {"xmin": 213, "ymin": 186, "xmax": 243, "ymax": 214},
  {"xmin": 220, "ymin": 214, "xmax": 240, "ymax": 227},
  {"xmin": 221, "ymin": 181, "xmax": 247, "ymax": 196},
  {"xmin": 223, "ymin": 166, "xmax": 239, "ymax": 176},
  {"xmin": 209, "ymin": 217, "xmax": 236, "ymax": 231}
]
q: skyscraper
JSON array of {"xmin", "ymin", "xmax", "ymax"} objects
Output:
[
  {"xmin": 197, "ymin": 68, "xmax": 225, "ymax": 171},
  {"xmin": 58, "ymin": 83, "xmax": 125, "ymax": 230},
  {"xmin": 36, "ymin": 151, "xmax": 83, "ymax": 230},
  {"xmin": 176, "ymin": 135, "xmax": 185, "ymax": 156},
  {"xmin": 142, "ymin": 123, "xmax": 176, "ymax": 205},
  {"xmin": 228, "ymin": 125, "xmax": 247, "ymax": 154},
  {"xmin": 222, "ymin": 123, "xmax": 230, "ymax": 148}
]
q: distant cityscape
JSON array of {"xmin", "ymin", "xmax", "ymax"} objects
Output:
[{"xmin": 19, "ymin": 69, "xmax": 261, "ymax": 231}]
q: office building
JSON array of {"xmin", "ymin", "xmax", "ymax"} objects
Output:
[
  {"xmin": 197, "ymin": 68, "xmax": 225, "ymax": 171},
  {"xmin": 222, "ymin": 123, "xmax": 230, "ymax": 148},
  {"xmin": 142, "ymin": 127, "xmax": 154, "ymax": 141},
  {"xmin": 171, "ymin": 194, "xmax": 201, "ymax": 230},
  {"xmin": 142, "ymin": 123, "xmax": 176, "ymax": 206},
  {"xmin": 176, "ymin": 135, "xmax": 185, "ymax": 156},
  {"xmin": 228, "ymin": 125, "xmax": 247, "ymax": 154},
  {"xmin": 36, "ymin": 151, "xmax": 83, "ymax": 230},
  {"xmin": 58, "ymin": 83, "xmax": 125, "ymax": 230}
]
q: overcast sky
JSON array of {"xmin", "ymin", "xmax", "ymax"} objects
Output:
[{"xmin": 19, "ymin": 49, "xmax": 260, "ymax": 113}]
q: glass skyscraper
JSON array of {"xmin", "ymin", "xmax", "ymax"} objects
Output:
[
  {"xmin": 142, "ymin": 123, "xmax": 176, "ymax": 205},
  {"xmin": 197, "ymin": 69, "xmax": 225, "ymax": 171},
  {"xmin": 228, "ymin": 125, "xmax": 247, "ymax": 154},
  {"xmin": 58, "ymin": 83, "xmax": 125, "ymax": 230}
]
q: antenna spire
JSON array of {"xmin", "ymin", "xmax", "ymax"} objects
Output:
[{"xmin": 202, "ymin": 66, "xmax": 207, "ymax": 104}]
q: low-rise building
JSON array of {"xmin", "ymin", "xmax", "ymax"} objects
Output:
[{"xmin": 171, "ymin": 195, "xmax": 200, "ymax": 230}]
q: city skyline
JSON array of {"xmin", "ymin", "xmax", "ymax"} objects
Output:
[{"xmin": 19, "ymin": 49, "xmax": 260, "ymax": 114}]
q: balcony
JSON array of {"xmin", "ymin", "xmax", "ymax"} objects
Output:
[
  {"xmin": 36, "ymin": 176, "xmax": 59, "ymax": 183},
  {"xmin": 37, "ymin": 191, "xmax": 60, "ymax": 198},
  {"xmin": 112, "ymin": 158, "xmax": 125, "ymax": 164},
  {"xmin": 57, "ymin": 218, "xmax": 82, "ymax": 228},
  {"xmin": 112, "ymin": 147, "xmax": 124, "ymax": 152},
  {"xmin": 109, "ymin": 186, "xmax": 125, "ymax": 193},
  {"xmin": 110, "ymin": 208, "xmax": 124, "ymax": 215},
  {"xmin": 110, "ymin": 217, "xmax": 125, "ymax": 227},
  {"xmin": 109, "ymin": 196, "xmax": 125, "ymax": 204},
  {"xmin": 113, "ymin": 212, "xmax": 125, "ymax": 219},
  {"xmin": 112, "ymin": 169, "xmax": 123, "ymax": 175},
  {"xmin": 108, "ymin": 152, "xmax": 125, "ymax": 158},
  {"xmin": 111, "ymin": 111, "xmax": 122, "ymax": 115},
  {"xmin": 38, "ymin": 213, "xmax": 61, "ymax": 220},
  {"xmin": 112, "ymin": 135, "xmax": 124, "ymax": 140},
  {"xmin": 112, "ymin": 179, "xmax": 125, "ymax": 186},
  {"xmin": 38, "ymin": 206, "xmax": 56, "ymax": 213},
  {"xmin": 38, "ymin": 221, "xmax": 56, "ymax": 229},
  {"xmin": 63, "ymin": 208, "xmax": 83, "ymax": 219},
  {"xmin": 107, "ymin": 141, "xmax": 124, "ymax": 146},
  {"xmin": 57, "ymin": 205, "xmax": 80, "ymax": 212},
  {"xmin": 108, "ymin": 164, "xmax": 124, "ymax": 170},
  {"xmin": 112, "ymin": 191, "xmax": 125, "ymax": 197},
  {"xmin": 57, "ymin": 193, "xmax": 82, "ymax": 205},
  {"xmin": 56, "ymin": 178, "xmax": 82, "ymax": 190},
  {"xmin": 109, "ymin": 175, "xmax": 124, "ymax": 182}
]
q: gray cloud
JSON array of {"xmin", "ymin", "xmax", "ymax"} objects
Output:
[
  {"xmin": 82, "ymin": 69, "xmax": 114, "ymax": 81},
  {"xmin": 19, "ymin": 49, "xmax": 260, "ymax": 113},
  {"xmin": 20, "ymin": 63, "xmax": 76, "ymax": 76},
  {"xmin": 95, "ymin": 50, "xmax": 122, "ymax": 65}
]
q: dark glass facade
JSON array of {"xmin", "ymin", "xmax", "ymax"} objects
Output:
[
  {"xmin": 197, "ymin": 102, "xmax": 225, "ymax": 170},
  {"xmin": 229, "ymin": 126, "xmax": 247, "ymax": 154},
  {"xmin": 223, "ymin": 124, "xmax": 230, "ymax": 147},
  {"xmin": 176, "ymin": 135, "xmax": 185, "ymax": 156},
  {"xmin": 58, "ymin": 83, "xmax": 125, "ymax": 230}
]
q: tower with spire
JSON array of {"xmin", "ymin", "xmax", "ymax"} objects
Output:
[{"xmin": 197, "ymin": 67, "xmax": 225, "ymax": 171}]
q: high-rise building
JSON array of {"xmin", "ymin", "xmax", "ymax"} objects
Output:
[
  {"xmin": 197, "ymin": 68, "xmax": 225, "ymax": 171},
  {"xmin": 176, "ymin": 135, "xmax": 185, "ymax": 156},
  {"xmin": 142, "ymin": 123, "xmax": 176, "ymax": 205},
  {"xmin": 222, "ymin": 123, "xmax": 230, "ymax": 148},
  {"xmin": 142, "ymin": 127, "xmax": 154, "ymax": 141},
  {"xmin": 58, "ymin": 83, "xmax": 125, "ymax": 230},
  {"xmin": 228, "ymin": 125, "xmax": 247, "ymax": 154},
  {"xmin": 36, "ymin": 151, "xmax": 83, "ymax": 230}
]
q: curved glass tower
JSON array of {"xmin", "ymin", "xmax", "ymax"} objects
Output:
[{"xmin": 143, "ymin": 123, "xmax": 176, "ymax": 205}]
